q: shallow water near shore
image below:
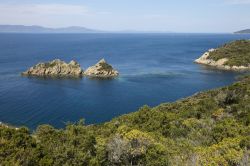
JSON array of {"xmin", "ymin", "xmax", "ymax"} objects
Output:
[{"xmin": 0, "ymin": 33, "xmax": 250, "ymax": 130}]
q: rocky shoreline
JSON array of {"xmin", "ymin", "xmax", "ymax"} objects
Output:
[
  {"xmin": 194, "ymin": 49, "xmax": 250, "ymax": 71},
  {"xmin": 0, "ymin": 122, "xmax": 19, "ymax": 130},
  {"xmin": 22, "ymin": 58, "xmax": 119, "ymax": 78}
]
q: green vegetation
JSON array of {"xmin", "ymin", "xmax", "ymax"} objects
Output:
[
  {"xmin": 1, "ymin": 76, "xmax": 250, "ymax": 165},
  {"xmin": 98, "ymin": 62, "xmax": 113, "ymax": 72},
  {"xmin": 44, "ymin": 62, "xmax": 57, "ymax": 68},
  {"xmin": 208, "ymin": 40, "xmax": 250, "ymax": 66}
]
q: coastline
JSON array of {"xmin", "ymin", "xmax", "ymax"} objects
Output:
[
  {"xmin": 194, "ymin": 49, "xmax": 250, "ymax": 71},
  {"xmin": 0, "ymin": 121, "xmax": 19, "ymax": 130},
  {"xmin": 1, "ymin": 75, "xmax": 249, "ymax": 165}
]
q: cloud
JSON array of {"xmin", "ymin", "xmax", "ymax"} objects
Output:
[
  {"xmin": 226, "ymin": 0, "xmax": 250, "ymax": 4},
  {"xmin": 0, "ymin": 3, "xmax": 113, "ymax": 27},
  {"xmin": 0, "ymin": 3, "xmax": 96, "ymax": 27},
  {"xmin": 0, "ymin": 3, "xmax": 89, "ymax": 16}
]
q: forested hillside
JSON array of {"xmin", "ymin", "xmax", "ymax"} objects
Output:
[{"xmin": 1, "ymin": 76, "xmax": 250, "ymax": 165}]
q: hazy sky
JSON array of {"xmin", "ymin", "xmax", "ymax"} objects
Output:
[{"xmin": 0, "ymin": 0, "xmax": 250, "ymax": 33}]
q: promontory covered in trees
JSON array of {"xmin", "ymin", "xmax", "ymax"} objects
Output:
[{"xmin": 195, "ymin": 40, "xmax": 250, "ymax": 70}]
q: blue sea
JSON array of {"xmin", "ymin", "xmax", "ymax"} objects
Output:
[{"xmin": 0, "ymin": 33, "xmax": 250, "ymax": 130}]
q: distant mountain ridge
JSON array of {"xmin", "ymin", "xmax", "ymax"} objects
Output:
[
  {"xmin": 234, "ymin": 29, "xmax": 250, "ymax": 34},
  {"xmin": 0, "ymin": 25, "xmax": 175, "ymax": 34},
  {"xmin": 0, "ymin": 25, "xmax": 101, "ymax": 33}
]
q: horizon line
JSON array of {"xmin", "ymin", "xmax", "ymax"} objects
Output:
[{"xmin": 0, "ymin": 24, "xmax": 246, "ymax": 34}]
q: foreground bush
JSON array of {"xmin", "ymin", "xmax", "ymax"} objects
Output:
[{"xmin": 1, "ymin": 76, "xmax": 250, "ymax": 165}]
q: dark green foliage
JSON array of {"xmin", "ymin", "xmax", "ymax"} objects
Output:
[
  {"xmin": 240, "ymin": 136, "xmax": 250, "ymax": 150},
  {"xmin": 44, "ymin": 62, "xmax": 57, "ymax": 68},
  {"xmin": 1, "ymin": 77, "xmax": 250, "ymax": 165},
  {"xmin": 98, "ymin": 62, "xmax": 113, "ymax": 72},
  {"xmin": 0, "ymin": 127, "xmax": 41, "ymax": 165},
  {"xmin": 208, "ymin": 40, "xmax": 250, "ymax": 66},
  {"xmin": 211, "ymin": 118, "xmax": 246, "ymax": 143}
]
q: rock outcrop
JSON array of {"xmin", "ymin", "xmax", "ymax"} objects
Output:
[
  {"xmin": 195, "ymin": 48, "xmax": 250, "ymax": 71},
  {"xmin": 84, "ymin": 59, "xmax": 119, "ymax": 77},
  {"xmin": 22, "ymin": 59, "xmax": 83, "ymax": 77},
  {"xmin": 195, "ymin": 49, "xmax": 229, "ymax": 68}
]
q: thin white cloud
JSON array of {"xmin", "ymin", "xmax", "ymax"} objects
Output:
[
  {"xmin": 0, "ymin": 3, "xmax": 98, "ymax": 27},
  {"xmin": 0, "ymin": 4, "xmax": 89, "ymax": 16}
]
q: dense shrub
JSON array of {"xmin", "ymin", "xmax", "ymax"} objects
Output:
[
  {"xmin": 208, "ymin": 40, "xmax": 250, "ymax": 66},
  {"xmin": 1, "ymin": 76, "xmax": 250, "ymax": 165}
]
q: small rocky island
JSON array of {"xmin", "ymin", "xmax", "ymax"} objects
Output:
[
  {"xmin": 84, "ymin": 59, "xmax": 119, "ymax": 77},
  {"xmin": 22, "ymin": 59, "xmax": 84, "ymax": 77},
  {"xmin": 22, "ymin": 58, "xmax": 119, "ymax": 78},
  {"xmin": 195, "ymin": 40, "xmax": 250, "ymax": 71}
]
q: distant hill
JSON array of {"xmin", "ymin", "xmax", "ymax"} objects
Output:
[
  {"xmin": 0, "ymin": 25, "xmax": 175, "ymax": 34},
  {"xmin": 234, "ymin": 29, "xmax": 250, "ymax": 34},
  {"xmin": 0, "ymin": 25, "xmax": 101, "ymax": 33}
]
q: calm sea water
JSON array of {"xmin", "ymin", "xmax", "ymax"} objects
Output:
[{"xmin": 0, "ymin": 33, "xmax": 250, "ymax": 129}]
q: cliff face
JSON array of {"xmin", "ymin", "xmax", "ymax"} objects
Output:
[
  {"xmin": 22, "ymin": 59, "xmax": 84, "ymax": 77},
  {"xmin": 195, "ymin": 40, "xmax": 250, "ymax": 71},
  {"xmin": 84, "ymin": 59, "xmax": 119, "ymax": 77}
]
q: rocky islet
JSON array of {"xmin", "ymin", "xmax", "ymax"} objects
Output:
[
  {"xmin": 84, "ymin": 59, "xmax": 119, "ymax": 77},
  {"xmin": 22, "ymin": 58, "xmax": 119, "ymax": 78}
]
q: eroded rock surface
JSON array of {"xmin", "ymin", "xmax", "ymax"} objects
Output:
[
  {"xmin": 84, "ymin": 59, "xmax": 119, "ymax": 77},
  {"xmin": 22, "ymin": 59, "xmax": 83, "ymax": 77}
]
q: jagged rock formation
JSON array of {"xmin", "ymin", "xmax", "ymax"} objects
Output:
[
  {"xmin": 22, "ymin": 59, "xmax": 83, "ymax": 77},
  {"xmin": 195, "ymin": 40, "xmax": 250, "ymax": 71},
  {"xmin": 84, "ymin": 59, "xmax": 119, "ymax": 77}
]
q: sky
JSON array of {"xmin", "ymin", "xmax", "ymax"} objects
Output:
[{"xmin": 0, "ymin": 0, "xmax": 250, "ymax": 33}]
